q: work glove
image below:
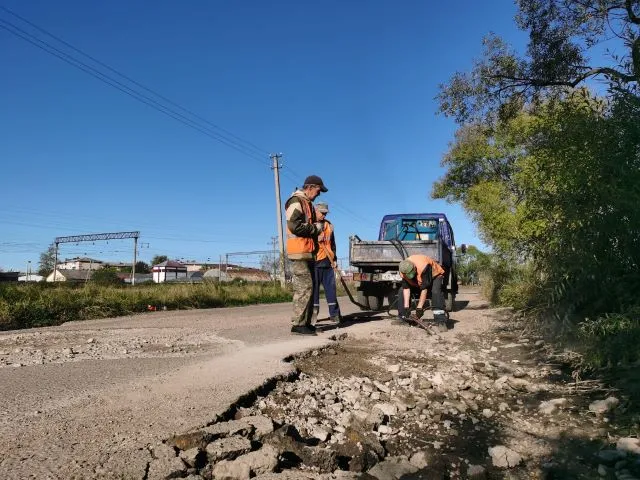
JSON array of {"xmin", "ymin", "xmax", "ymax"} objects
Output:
[{"xmin": 415, "ymin": 307, "xmax": 425, "ymax": 319}]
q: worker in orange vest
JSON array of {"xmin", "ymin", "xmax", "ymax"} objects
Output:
[
  {"xmin": 312, "ymin": 202, "xmax": 341, "ymax": 324},
  {"xmin": 397, "ymin": 255, "xmax": 446, "ymax": 323},
  {"xmin": 285, "ymin": 175, "xmax": 328, "ymax": 335}
]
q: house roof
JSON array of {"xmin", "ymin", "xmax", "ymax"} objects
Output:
[
  {"xmin": 62, "ymin": 257, "xmax": 103, "ymax": 263},
  {"xmin": 53, "ymin": 269, "xmax": 92, "ymax": 280},
  {"xmin": 152, "ymin": 260, "xmax": 187, "ymax": 270}
]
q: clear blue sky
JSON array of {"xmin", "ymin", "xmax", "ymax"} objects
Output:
[{"xmin": 0, "ymin": 0, "xmax": 528, "ymax": 272}]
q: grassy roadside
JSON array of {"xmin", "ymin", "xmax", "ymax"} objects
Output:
[{"xmin": 0, "ymin": 281, "xmax": 292, "ymax": 331}]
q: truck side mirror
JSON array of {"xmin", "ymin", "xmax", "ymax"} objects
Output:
[{"xmin": 460, "ymin": 244, "xmax": 468, "ymax": 254}]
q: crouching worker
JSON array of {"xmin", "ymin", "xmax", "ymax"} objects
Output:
[{"xmin": 397, "ymin": 255, "xmax": 446, "ymax": 323}]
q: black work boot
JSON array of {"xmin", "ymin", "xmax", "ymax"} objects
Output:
[{"xmin": 290, "ymin": 325, "xmax": 317, "ymax": 336}]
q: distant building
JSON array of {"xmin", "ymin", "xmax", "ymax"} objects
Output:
[
  {"xmin": 152, "ymin": 260, "xmax": 188, "ymax": 283},
  {"xmin": 0, "ymin": 272, "xmax": 19, "ymax": 282},
  {"xmin": 118, "ymin": 273, "xmax": 154, "ymax": 284},
  {"xmin": 203, "ymin": 264, "xmax": 270, "ymax": 283},
  {"xmin": 18, "ymin": 274, "xmax": 44, "ymax": 282},
  {"xmin": 57, "ymin": 257, "xmax": 104, "ymax": 271},
  {"xmin": 46, "ymin": 269, "xmax": 93, "ymax": 282}
]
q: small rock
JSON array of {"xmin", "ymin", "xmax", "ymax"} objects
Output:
[
  {"xmin": 488, "ymin": 445, "xmax": 522, "ymax": 468},
  {"xmin": 589, "ymin": 397, "xmax": 619, "ymax": 414},
  {"xmin": 617, "ymin": 437, "xmax": 640, "ymax": 455},
  {"xmin": 598, "ymin": 464, "xmax": 609, "ymax": 476},
  {"xmin": 539, "ymin": 398, "xmax": 568, "ymax": 415},
  {"xmin": 409, "ymin": 451, "xmax": 430, "ymax": 469},
  {"xmin": 87, "ymin": 338, "xmax": 96, "ymax": 344},
  {"xmin": 377, "ymin": 425, "xmax": 393, "ymax": 434},
  {"xmin": 373, "ymin": 381, "xmax": 390, "ymax": 394},
  {"xmin": 387, "ymin": 364, "xmax": 401, "ymax": 373},
  {"xmin": 467, "ymin": 464, "xmax": 486, "ymax": 478},
  {"xmin": 482, "ymin": 409, "xmax": 494, "ymax": 418}
]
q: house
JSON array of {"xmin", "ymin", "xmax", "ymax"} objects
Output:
[
  {"xmin": 118, "ymin": 273, "xmax": 154, "ymax": 284},
  {"xmin": 18, "ymin": 274, "xmax": 44, "ymax": 282},
  {"xmin": 152, "ymin": 260, "xmax": 188, "ymax": 283},
  {"xmin": 56, "ymin": 257, "xmax": 104, "ymax": 271},
  {"xmin": 46, "ymin": 269, "xmax": 93, "ymax": 282},
  {"xmin": 203, "ymin": 264, "xmax": 271, "ymax": 282},
  {"xmin": 0, "ymin": 272, "xmax": 19, "ymax": 282}
]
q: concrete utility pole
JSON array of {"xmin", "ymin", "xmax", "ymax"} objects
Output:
[
  {"xmin": 53, "ymin": 242, "xmax": 59, "ymax": 282},
  {"xmin": 270, "ymin": 236, "xmax": 278, "ymax": 282},
  {"xmin": 270, "ymin": 153, "xmax": 286, "ymax": 287}
]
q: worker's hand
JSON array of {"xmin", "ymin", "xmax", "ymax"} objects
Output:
[
  {"xmin": 313, "ymin": 222, "xmax": 325, "ymax": 234},
  {"xmin": 415, "ymin": 307, "xmax": 424, "ymax": 319},
  {"xmin": 331, "ymin": 261, "xmax": 337, "ymax": 269}
]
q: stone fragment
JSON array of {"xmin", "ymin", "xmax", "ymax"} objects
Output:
[
  {"xmin": 409, "ymin": 450, "xmax": 430, "ymax": 469},
  {"xmin": 467, "ymin": 464, "xmax": 486, "ymax": 478},
  {"xmin": 147, "ymin": 456, "xmax": 187, "ymax": 480},
  {"xmin": 488, "ymin": 445, "xmax": 523, "ymax": 468},
  {"xmin": 211, "ymin": 459, "xmax": 251, "ymax": 480},
  {"xmin": 589, "ymin": 396, "xmax": 620, "ymax": 414},
  {"xmin": 617, "ymin": 437, "xmax": 640, "ymax": 455},
  {"xmin": 179, "ymin": 447, "xmax": 205, "ymax": 468},
  {"xmin": 205, "ymin": 436, "xmax": 251, "ymax": 462},
  {"xmin": 373, "ymin": 403, "xmax": 397, "ymax": 417},
  {"xmin": 373, "ymin": 381, "xmax": 390, "ymax": 394},
  {"xmin": 366, "ymin": 456, "xmax": 419, "ymax": 480},
  {"xmin": 387, "ymin": 364, "xmax": 400, "ymax": 373},
  {"xmin": 539, "ymin": 398, "xmax": 568, "ymax": 415},
  {"xmin": 234, "ymin": 445, "xmax": 279, "ymax": 476}
]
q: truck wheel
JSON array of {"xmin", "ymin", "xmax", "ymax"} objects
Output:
[
  {"xmin": 368, "ymin": 295, "xmax": 384, "ymax": 311},
  {"xmin": 356, "ymin": 291, "xmax": 370, "ymax": 311},
  {"xmin": 445, "ymin": 291, "xmax": 455, "ymax": 312}
]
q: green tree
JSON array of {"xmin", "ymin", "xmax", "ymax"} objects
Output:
[
  {"xmin": 90, "ymin": 268, "xmax": 122, "ymax": 286},
  {"xmin": 150, "ymin": 255, "xmax": 168, "ymax": 266},
  {"xmin": 457, "ymin": 246, "xmax": 491, "ymax": 285},
  {"xmin": 38, "ymin": 243, "xmax": 56, "ymax": 276},
  {"xmin": 438, "ymin": 0, "xmax": 640, "ymax": 123}
]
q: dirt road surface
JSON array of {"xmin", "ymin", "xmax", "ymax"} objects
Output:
[
  {"xmin": 0, "ymin": 300, "xmax": 346, "ymax": 479},
  {"xmin": 1, "ymin": 289, "xmax": 631, "ymax": 479}
]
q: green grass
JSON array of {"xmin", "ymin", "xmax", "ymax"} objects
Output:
[{"xmin": 0, "ymin": 281, "xmax": 292, "ymax": 331}]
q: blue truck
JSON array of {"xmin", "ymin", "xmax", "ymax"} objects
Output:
[{"xmin": 348, "ymin": 213, "xmax": 466, "ymax": 312}]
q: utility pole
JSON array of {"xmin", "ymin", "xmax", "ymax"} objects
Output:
[
  {"xmin": 270, "ymin": 153, "xmax": 286, "ymax": 287},
  {"xmin": 131, "ymin": 235, "xmax": 138, "ymax": 286},
  {"xmin": 53, "ymin": 242, "xmax": 59, "ymax": 282},
  {"xmin": 270, "ymin": 236, "xmax": 278, "ymax": 283}
]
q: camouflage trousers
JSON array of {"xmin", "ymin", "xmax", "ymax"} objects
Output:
[{"xmin": 290, "ymin": 260, "xmax": 314, "ymax": 327}]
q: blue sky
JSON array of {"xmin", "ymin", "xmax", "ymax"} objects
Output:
[{"xmin": 0, "ymin": 1, "xmax": 528, "ymax": 272}]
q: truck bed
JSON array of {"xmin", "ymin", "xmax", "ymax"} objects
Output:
[{"xmin": 349, "ymin": 238, "xmax": 442, "ymax": 267}]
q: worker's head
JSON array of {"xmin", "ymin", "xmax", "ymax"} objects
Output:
[
  {"xmin": 303, "ymin": 175, "xmax": 328, "ymax": 200},
  {"xmin": 315, "ymin": 202, "xmax": 329, "ymax": 220},
  {"xmin": 398, "ymin": 259, "xmax": 416, "ymax": 279}
]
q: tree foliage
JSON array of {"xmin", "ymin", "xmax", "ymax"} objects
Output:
[
  {"xmin": 38, "ymin": 243, "xmax": 56, "ymax": 276},
  {"xmin": 150, "ymin": 255, "xmax": 168, "ymax": 266},
  {"xmin": 438, "ymin": 0, "xmax": 640, "ymax": 123}
]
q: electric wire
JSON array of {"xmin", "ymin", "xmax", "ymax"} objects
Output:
[
  {"xmin": 0, "ymin": 5, "xmax": 270, "ymax": 158},
  {"xmin": 0, "ymin": 18, "xmax": 270, "ymax": 166}
]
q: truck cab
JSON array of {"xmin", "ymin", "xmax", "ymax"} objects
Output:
[{"xmin": 349, "ymin": 213, "xmax": 465, "ymax": 312}]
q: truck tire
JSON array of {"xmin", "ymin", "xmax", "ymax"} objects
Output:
[
  {"xmin": 445, "ymin": 291, "xmax": 455, "ymax": 312},
  {"xmin": 356, "ymin": 291, "xmax": 370, "ymax": 311},
  {"xmin": 368, "ymin": 295, "xmax": 384, "ymax": 311}
]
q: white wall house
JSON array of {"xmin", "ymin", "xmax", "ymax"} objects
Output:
[
  {"xmin": 57, "ymin": 257, "xmax": 104, "ymax": 271},
  {"xmin": 152, "ymin": 260, "xmax": 188, "ymax": 283}
]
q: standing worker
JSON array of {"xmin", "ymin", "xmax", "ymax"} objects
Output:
[
  {"xmin": 397, "ymin": 254, "xmax": 447, "ymax": 324},
  {"xmin": 312, "ymin": 202, "xmax": 341, "ymax": 324},
  {"xmin": 285, "ymin": 175, "xmax": 328, "ymax": 335}
]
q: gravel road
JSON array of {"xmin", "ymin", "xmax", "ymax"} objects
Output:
[{"xmin": 0, "ymin": 300, "xmax": 354, "ymax": 479}]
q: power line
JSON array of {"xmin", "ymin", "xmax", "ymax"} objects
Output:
[
  {"xmin": 0, "ymin": 15, "xmax": 270, "ymax": 166},
  {"xmin": 0, "ymin": 5, "xmax": 270, "ymax": 159}
]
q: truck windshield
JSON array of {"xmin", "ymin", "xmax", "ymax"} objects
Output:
[{"xmin": 382, "ymin": 218, "xmax": 439, "ymax": 241}]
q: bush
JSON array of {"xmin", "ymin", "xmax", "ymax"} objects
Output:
[{"xmin": 0, "ymin": 281, "xmax": 292, "ymax": 331}]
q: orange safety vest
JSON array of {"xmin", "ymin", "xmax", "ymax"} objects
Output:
[
  {"xmin": 286, "ymin": 196, "xmax": 316, "ymax": 259},
  {"xmin": 400, "ymin": 254, "xmax": 445, "ymax": 288},
  {"xmin": 316, "ymin": 220, "xmax": 335, "ymax": 262}
]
